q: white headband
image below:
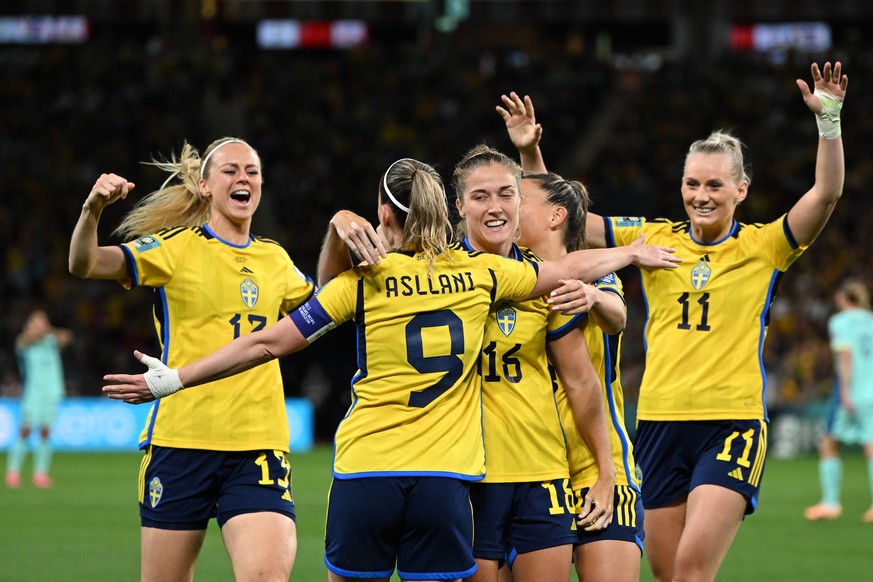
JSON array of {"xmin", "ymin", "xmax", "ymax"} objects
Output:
[
  {"xmin": 199, "ymin": 139, "xmax": 247, "ymax": 179},
  {"xmin": 382, "ymin": 158, "xmax": 414, "ymax": 213}
]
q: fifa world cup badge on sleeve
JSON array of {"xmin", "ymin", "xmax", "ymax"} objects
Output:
[{"xmin": 133, "ymin": 235, "xmax": 161, "ymax": 253}]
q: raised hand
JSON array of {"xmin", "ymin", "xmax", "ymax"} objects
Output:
[
  {"xmin": 497, "ymin": 91, "xmax": 542, "ymax": 155},
  {"xmin": 796, "ymin": 61, "xmax": 848, "ymax": 113},
  {"xmin": 84, "ymin": 173, "xmax": 135, "ymax": 212}
]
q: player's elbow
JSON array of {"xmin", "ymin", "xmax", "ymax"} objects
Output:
[
  {"xmin": 258, "ymin": 345, "xmax": 280, "ymax": 364},
  {"xmin": 69, "ymin": 256, "xmax": 92, "ymax": 278},
  {"xmin": 598, "ymin": 319, "xmax": 625, "ymax": 335}
]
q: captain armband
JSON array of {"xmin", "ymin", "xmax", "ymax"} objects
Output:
[{"xmin": 289, "ymin": 298, "xmax": 336, "ymax": 343}]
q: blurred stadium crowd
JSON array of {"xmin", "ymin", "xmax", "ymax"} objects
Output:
[{"xmin": 2, "ymin": 20, "xmax": 871, "ymax": 440}]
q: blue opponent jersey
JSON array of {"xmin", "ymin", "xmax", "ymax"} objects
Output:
[
  {"xmin": 16, "ymin": 334, "xmax": 65, "ymax": 400},
  {"xmin": 829, "ymin": 307, "xmax": 873, "ymax": 407},
  {"xmin": 290, "ymin": 245, "xmax": 539, "ymax": 480}
]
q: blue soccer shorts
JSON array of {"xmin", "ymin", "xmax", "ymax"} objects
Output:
[
  {"xmin": 635, "ymin": 419, "xmax": 767, "ymax": 515},
  {"xmin": 574, "ymin": 484, "xmax": 644, "ymax": 552},
  {"xmin": 324, "ymin": 476, "xmax": 476, "ymax": 580},
  {"xmin": 139, "ymin": 446, "xmax": 296, "ymax": 529},
  {"xmin": 471, "ymin": 479, "xmax": 577, "ymax": 567}
]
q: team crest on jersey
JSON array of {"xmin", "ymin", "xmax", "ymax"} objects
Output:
[
  {"xmin": 240, "ymin": 278, "xmax": 259, "ymax": 309},
  {"xmin": 690, "ymin": 260, "xmax": 712, "ymax": 290},
  {"xmin": 132, "ymin": 235, "xmax": 161, "ymax": 253},
  {"xmin": 615, "ymin": 216, "xmax": 643, "ymax": 227},
  {"xmin": 148, "ymin": 476, "xmax": 163, "ymax": 508},
  {"xmin": 496, "ymin": 304, "xmax": 516, "ymax": 337}
]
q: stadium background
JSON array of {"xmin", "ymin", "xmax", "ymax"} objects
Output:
[{"xmin": 1, "ymin": 0, "xmax": 872, "ymax": 450}]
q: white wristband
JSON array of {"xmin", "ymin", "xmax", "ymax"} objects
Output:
[
  {"xmin": 814, "ymin": 89, "xmax": 842, "ymax": 139},
  {"xmin": 139, "ymin": 353, "xmax": 185, "ymax": 398}
]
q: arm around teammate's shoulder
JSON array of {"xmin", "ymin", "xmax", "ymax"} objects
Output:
[{"xmin": 528, "ymin": 234, "xmax": 679, "ymax": 299}]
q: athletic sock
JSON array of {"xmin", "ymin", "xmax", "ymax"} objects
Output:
[
  {"xmin": 34, "ymin": 438, "xmax": 53, "ymax": 476},
  {"xmin": 6, "ymin": 436, "xmax": 27, "ymax": 475},
  {"xmin": 820, "ymin": 457, "xmax": 842, "ymax": 506},
  {"xmin": 867, "ymin": 458, "xmax": 873, "ymax": 509}
]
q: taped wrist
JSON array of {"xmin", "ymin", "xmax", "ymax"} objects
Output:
[
  {"xmin": 814, "ymin": 89, "xmax": 842, "ymax": 139},
  {"xmin": 144, "ymin": 364, "xmax": 184, "ymax": 398}
]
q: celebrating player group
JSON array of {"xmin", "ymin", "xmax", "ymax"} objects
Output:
[{"xmin": 84, "ymin": 60, "xmax": 847, "ymax": 582}]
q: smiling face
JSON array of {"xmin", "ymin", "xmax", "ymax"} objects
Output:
[
  {"xmin": 517, "ymin": 178, "xmax": 553, "ymax": 252},
  {"xmin": 455, "ymin": 163, "xmax": 521, "ymax": 256},
  {"xmin": 199, "ymin": 142, "xmax": 262, "ymax": 240},
  {"xmin": 681, "ymin": 152, "xmax": 748, "ymax": 243}
]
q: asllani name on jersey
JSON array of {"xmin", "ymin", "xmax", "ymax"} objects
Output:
[{"xmin": 385, "ymin": 272, "xmax": 476, "ymax": 298}]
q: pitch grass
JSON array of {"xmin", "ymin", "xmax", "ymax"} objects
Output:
[{"xmin": 0, "ymin": 447, "xmax": 870, "ymax": 581}]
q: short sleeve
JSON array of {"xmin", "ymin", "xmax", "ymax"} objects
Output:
[
  {"xmin": 279, "ymin": 259, "xmax": 316, "ymax": 315},
  {"xmin": 604, "ymin": 216, "xmax": 645, "ymax": 248},
  {"xmin": 492, "ymin": 257, "xmax": 539, "ymax": 303},
  {"xmin": 119, "ymin": 231, "xmax": 182, "ymax": 289}
]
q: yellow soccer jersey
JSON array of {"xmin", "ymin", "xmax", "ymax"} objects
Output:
[
  {"xmin": 120, "ymin": 225, "xmax": 314, "ymax": 452},
  {"xmin": 550, "ymin": 274, "xmax": 639, "ymax": 490},
  {"xmin": 462, "ymin": 242, "xmax": 570, "ymax": 483},
  {"xmin": 605, "ymin": 215, "xmax": 806, "ymax": 421},
  {"xmin": 307, "ymin": 244, "xmax": 539, "ymax": 479}
]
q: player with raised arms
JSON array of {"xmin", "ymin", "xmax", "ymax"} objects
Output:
[
  {"xmin": 104, "ymin": 156, "xmax": 678, "ymax": 582},
  {"xmin": 529, "ymin": 61, "xmax": 848, "ymax": 581},
  {"xmin": 516, "ymin": 167, "xmax": 644, "ymax": 582},
  {"xmin": 70, "ymin": 138, "xmax": 315, "ymax": 582}
]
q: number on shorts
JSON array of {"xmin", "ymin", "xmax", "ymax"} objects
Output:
[
  {"xmin": 541, "ymin": 478, "xmax": 575, "ymax": 516},
  {"xmin": 715, "ymin": 428, "xmax": 755, "ymax": 468},
  {"xmin": 255, "ymin": 450, "xmax": 291, "ymax": 486}
]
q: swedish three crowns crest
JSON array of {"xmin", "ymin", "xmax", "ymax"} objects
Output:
[
  {"xmin": 496, "ymin": 304, "xmax": 516, "ymax": 337},
  {"xmin": 148, "ymin": 476, "xmax": 163, "ymax": 508},
  {"xmin": 240, "ymin": 278, "xmax": 259, "ymax": 309},
  {"xmin": 690, "ymin": 259, "xmax": 712, "ymax": 290}
]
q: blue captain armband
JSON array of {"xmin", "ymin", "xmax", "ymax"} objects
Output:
[{"xmin": 289, "ymin": 298, "xmax": 337, "ymax": 343}]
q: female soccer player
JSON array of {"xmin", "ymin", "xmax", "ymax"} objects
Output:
[
  {"xmin": 518, "ymin": 61, "xmax": 848, "ymax": 581},
  {"xmin": 805, "ymin": 278, "xmax": 873, "ymax": 523},
  {"xmin": 320, "ymin": 148, "xmax": 676, "ymax": 582},
  {"xmin": 69, "ymin": 138, "xmax": 314, "ymax": 582},
  {"xmin": 515, "ymin": 171, "xmax": 644, "ymax": 582},
  {"xmin": 450, "ymin": 146, "xmax": 617, "ymax": 582},
  {"xmin": 5, "ymin": 309, "xmax": 72, "ymax": 489},
  {"xmin": 105, "ymin": 157, "xmax": 678, "ymax": 582},
  {"xmin": 590, "ymin": 62, "xmax": 847, "ymax": 582}
]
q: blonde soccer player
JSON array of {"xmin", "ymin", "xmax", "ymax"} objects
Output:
[{"xmin": 71, "ymin": 138, "xmax": 314, "ymax": 582}]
